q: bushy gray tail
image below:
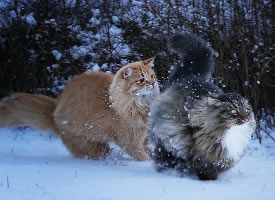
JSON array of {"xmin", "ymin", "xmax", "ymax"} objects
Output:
[{"xmin": 168, "ymin": 33, "xmax": 214, "ymax": 83}]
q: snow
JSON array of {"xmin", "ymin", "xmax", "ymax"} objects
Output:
[
  {"xmin": 25, "ymin": 13, "xmax": 37, "ymax": 25},
  {"xmin": 112, "ymin": 16, "xmax": 119, "ymax": 23},
  {"xmin": 70, "ymin": 45, "xmax": 90, "ymax": 59},
  {"xmin": 51, "ymin": 50, "xmax": 62, "ymax": 61},
  {"xmin": 92, "ymin": 64, "xmax": 100, "ymax": 72},
  {"xmin": 0, "ymin": 127, "xmax": 274, "ymax": 200},
  {"xmin": 61, "ymin": 120, "xmax": 68, "ymax": 125}
]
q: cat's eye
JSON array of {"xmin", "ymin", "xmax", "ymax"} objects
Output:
[
  {"xmin": 245, "ymin": 108, "xmax": 250, "ymax": 113},
  {"xmin": 231, "ymin": 110, "xmax": 238, "ymax": 115},
  {"xmin": 139, "ymin": 78, "xmax": 145, "ymax": 83}
]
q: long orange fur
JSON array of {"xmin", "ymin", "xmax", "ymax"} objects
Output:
[{"xmin": 0, "ymin": 58, "xmax": 159, "ymax": 160}]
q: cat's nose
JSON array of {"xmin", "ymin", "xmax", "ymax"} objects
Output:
[
  {"xmin": 240, "ymin": 119, "xmax": 246, "ymax": 123},
  {"xmin": 238, "ymin": 116, "xmax": 249, "ymax": 124},
  {"xmin": 148, "ymin": 80, "xmax": 155, "ymax": 88}
]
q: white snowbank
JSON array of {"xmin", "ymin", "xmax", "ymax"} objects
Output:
[{"xmin": 0, "ymin": 127, "xmax": 274, "ymax": 200}]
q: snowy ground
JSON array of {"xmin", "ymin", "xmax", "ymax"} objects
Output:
[{"xmin": 0, "ymin": 127, "xmax": 274, "ymax": 200}]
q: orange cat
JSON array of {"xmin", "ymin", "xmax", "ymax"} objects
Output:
[{"xmin": 0, "ymin": 58, "xmax": 159, "ymax": 160}]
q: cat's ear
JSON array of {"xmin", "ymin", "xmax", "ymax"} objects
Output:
[
  {"xmin": 207, "ymin": 97, "xmax": 221, "ymax": 106},
  {"xmin": 142, "ymin": 57, "xmax": 155, "ymax": 67},
  {"xmin": 123, "ymin": 67, "xmax": 133, "ymax": 79}
]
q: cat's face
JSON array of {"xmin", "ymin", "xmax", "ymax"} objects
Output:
[
  {"xmin": 208, "ymin": 93, "xmax": 253, "ymax": 126},
  {"xmin": 119, "ymin": 57, "xmax": 160, "ymax": 99}
]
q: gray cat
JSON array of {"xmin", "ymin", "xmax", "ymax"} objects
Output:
[{"xmin": 149, "ymin": 33, "xmax": 256, "ymax": 180}]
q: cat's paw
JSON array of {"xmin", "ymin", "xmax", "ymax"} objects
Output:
[
  {"xmin": 196, "ymin": 170, "xmax": 218, "ymax": 181},
  {"xmin": 134, "ymin": 152, "xmax": 151, "ymax": 161}
]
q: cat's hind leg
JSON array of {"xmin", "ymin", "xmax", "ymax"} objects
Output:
[{"xmin": 61, "ymin": 135, "xmax": 111, "ymax": 159}]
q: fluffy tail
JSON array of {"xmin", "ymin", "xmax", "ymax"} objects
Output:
[
  {"xmin": 168, "ymin": 32, "xmax": 214, "ymax": 83},
  {"xmin": 0, "ymin": 93, "xmax": 59, "ymax": 134}
]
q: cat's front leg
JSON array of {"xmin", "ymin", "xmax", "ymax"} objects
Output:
[
  {"xmin": 130, "ymin": 148, "xmax": 151, "ymax": 161},
  {"xmin": 195, "ymin": 163, "xmax": 218, "ymax": 180},
  {"xmin": 117, "ymin": 135, "xmax": 151, "ymax": 161},
  {"xmin": 125, "ymin": 142, "xmax": 151, "ymax": 161}
]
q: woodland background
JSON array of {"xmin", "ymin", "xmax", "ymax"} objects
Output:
[{"xmin": 0, "ymin": 0, "xmax": 274, "ymax": 140}]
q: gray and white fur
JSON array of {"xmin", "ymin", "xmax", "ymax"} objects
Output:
[{"xmin": 149, "ymin": 33, "xmax": 256, "ymax": 180}]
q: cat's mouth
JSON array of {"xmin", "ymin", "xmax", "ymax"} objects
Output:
[
  {"xmin": 235, "ymin": 116, "xmax": 249, "ymax": 125},
  {"xmin": 136, "ymin": 90, "xmax": 154, "ymax": 97},
  {"xmin": 146, "ymin": 83, "xmax": 158, "ymax": 91},
  {"xmin": 136, "ymin": 84, "xmax": 159, "ymax": 96}
]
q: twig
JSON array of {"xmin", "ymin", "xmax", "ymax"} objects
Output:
[
  {"xmin": 257, "ymin": 55, "xmax": 275, "ymax": 82},
  {"xmin": 249, "ymin": 54, "xmax": 275, "ymax": 101},
  {"xmin": 262, "ymin": 183, "xmax": 266, "ymax": 191},
  {"xmin": 6, "ymin": 176, "xmax": 10, "ymax": 189},
  {"xmin": 162, "ymin": 186, "xmax": 167, "ymax": 194},
  {"xmin": 259, "ymin": 125, "xmax": 275, "ymax": 143},
  {"xmin": 255, "ymin": 124, "xmax": 262, "ymax": 144}
]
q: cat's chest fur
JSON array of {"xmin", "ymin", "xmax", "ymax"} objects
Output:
[
  {"xmin": 117, "ymin": 112, "xmax": 147, "ymax": 132},
  {"xmin": 221, "ymin": 119, "xmax": 255, "ymax": 162}
]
